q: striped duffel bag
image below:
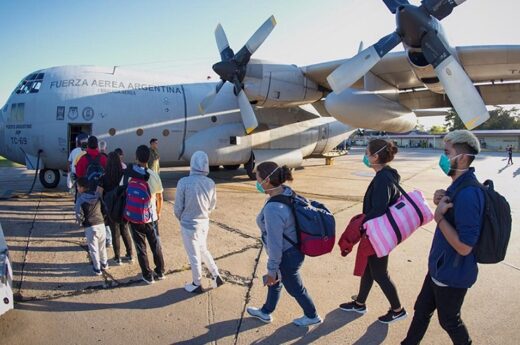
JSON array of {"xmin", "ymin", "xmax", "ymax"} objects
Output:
[{"xmin": 364, "ymin": 183, "xmax": 433, "ymax": 258}]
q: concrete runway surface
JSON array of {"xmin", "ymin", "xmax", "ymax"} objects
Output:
[{"xmin": 0, "ymin": 148, "xmax": 519, "ymax": 344}]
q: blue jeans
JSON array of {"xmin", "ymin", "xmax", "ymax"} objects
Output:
[{"xmin": 261, "ymin": 247, "xmax": 317, "ymax": 318}]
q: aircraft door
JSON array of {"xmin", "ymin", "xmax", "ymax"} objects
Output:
[
  {"xmin": 313, "ymin": 124, "xmax": 330, "ymax": 153},
  {"xmin": 68, "ymin": 124, "xmax": 91, "ymax": 154}
]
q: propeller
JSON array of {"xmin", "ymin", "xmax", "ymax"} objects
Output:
[
  {"xmin": 199, "ymin": 16, "xmax": 277, "ymax": 134},
  {"xmin": 327, "ymin": 0, "xmax": 488, "ymax": 129}
]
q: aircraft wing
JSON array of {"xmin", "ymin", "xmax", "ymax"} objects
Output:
[{"xmin": 302, "ymin": 45, "xmax": 520, "ymax": 109}]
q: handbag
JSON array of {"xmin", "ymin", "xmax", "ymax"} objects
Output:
[{"xmin": 364, "ymin": 182, "xmax": 433, "ymax": 258}]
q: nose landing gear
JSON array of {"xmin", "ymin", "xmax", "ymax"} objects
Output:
[{"xmin": 39, "ymin": 169, "xmax": 60, "ymax": 188}]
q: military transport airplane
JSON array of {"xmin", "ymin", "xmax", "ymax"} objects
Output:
[{"xmin": 1, "ymin": 0, "xmax": 520, "ymax": 189}]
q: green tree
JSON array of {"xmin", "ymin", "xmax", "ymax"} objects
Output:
[
  {"xmin": 445, "ymin": 107, "xmax": 520, "ymax": 130},
  {"xmin": 430, "ymin": 125, "xmax": 447, "ymax": 134}
]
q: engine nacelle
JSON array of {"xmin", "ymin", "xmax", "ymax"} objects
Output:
[
  {"xmin": 407, "ymin": 48, "xmax": 444, "ymax": 94},
  {"xmin": 244, "ymin": 63, "xmax": 323, "ymax": 107},
  {"xmin": 324, "ymin": 88, "xmax": 416, "ymax": 133}
]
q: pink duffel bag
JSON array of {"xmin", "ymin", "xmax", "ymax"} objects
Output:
[{"xmin": 364, "ymin": 184, "xmax": 433, "ymax": 258}]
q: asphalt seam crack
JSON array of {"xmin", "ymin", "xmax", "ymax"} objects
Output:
[
  {"xmin": 233, "ymin": 245, "xmax": 263, "ymax": 345},
  {"xmin": 16, "ymin": 191, "xmax": 42, "ymax": 294}
]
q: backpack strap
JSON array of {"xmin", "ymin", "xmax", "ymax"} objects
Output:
[
  {"xmin": 449, "ymin": 179, "xmax": 482, "ymax": 200},
  {"xmin": 86, "ymin": 153, "xmax": 100, "ymax": 165},
  {"xmin": 266, "ymin": 194, "xmax": 299, "ymax": 248}
]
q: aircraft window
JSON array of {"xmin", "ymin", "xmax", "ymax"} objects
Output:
[
  {"xmin": 136, "ymin": 128, "xmax": 144, "ymax": 136},
  {"xmin": 9, "ymin": 103, "xmax": 25, "ymax": 123},
  {"xmin": 108, "ymin": 128, "xmax": 116, "ymax": 136},
  {"xmin": 162, "ymin": 129, "xmax": 170, "ymax": 137},
  {"xmin": 14, "ymin": 73, "xmax": 45, "ymax": 94}
]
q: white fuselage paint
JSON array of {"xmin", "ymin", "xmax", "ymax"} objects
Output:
[{"xmin": 0, "ymin": 66, "xmax": 353, "ymax": 170}]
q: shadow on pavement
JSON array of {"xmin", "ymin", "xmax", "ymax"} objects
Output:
[
  {"xmin": 251, "ymin": 309, "xmax": 363, "ymax": 345},
  {"xmin": 352, "ymin": 320, "xmax": 389, "ymax": 345},
  {"xmin": 175, "ymin": 318, "xmax": 263, "ymax": 345},
  {"xmin": 498, "ymin": 164, "xmax": 512, "ymax": 174},
  {"xmin": 16, "ymin": 287, "xmax": 194, "ymax": 312}
]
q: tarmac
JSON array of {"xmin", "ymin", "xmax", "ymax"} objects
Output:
[{"xmin": 0, "ymin": 148, "xmax": 519, "ymax": 345}]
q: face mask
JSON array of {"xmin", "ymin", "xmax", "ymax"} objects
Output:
[
  {"xmin": 439, "ymin": 153, "xmax": 474, "ymax": 176},
  {"xmin": 256, "ymin": 167, "xmax": 280, "ymax": 193},
  {"xmin": 363, "ymin": 154, "xmax": 371, "ymax": 168},
  {"xmin": 363, "ymin": 145, "xmax": 387, "ymax": 168},
  {"xmin": 256, "ymin": 181, "xmax": 265, "ymax": 193}
]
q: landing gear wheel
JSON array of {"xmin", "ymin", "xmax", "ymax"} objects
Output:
[
  {"xmin": 39, "ymin": 169, "xmax": 60, "ymax": 188},
  {"xmin": 223, "ymin": 164, "xmax": 240, "ymax": 171},
  {"xmin": 209, "ymin": 165, "xmax": 221, "ymax": 172},
  {"xmin": 245, "ymin": 153, "xmax": 256, "ymax": 180}
]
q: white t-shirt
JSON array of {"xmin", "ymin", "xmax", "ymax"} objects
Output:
[{"xmin": 68, "ymin": 147, "xmax": 83, "ymax": 174}]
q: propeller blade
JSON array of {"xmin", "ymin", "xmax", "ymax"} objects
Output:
[
  {"xmin": 215, "ymin": 24, "xmax": 234, "ymax": 61},
  {"xmin": 237, "ymin": 89, "xmax": 258, "ymax": 134},
  {"xmin": 421, "ymin": 31, "xmax": 489, "ymax": 129},
  {"xmin": 327, "ymin": 32, "xmax": 401, "ymax": 94},
  {"xmin": 199, "ymin": 80, "xmax": 225, "ymax": 114},
  {"xmin": 383, "ymin": 0, "xmax": 410, "ymax": 13},
  {"xmin": 235, "ymin": 15, "xmax": 277, "ymax": 65},
  {"xmin": 422, "ymin": 0, "xmax": 466, "ymax": 20}
]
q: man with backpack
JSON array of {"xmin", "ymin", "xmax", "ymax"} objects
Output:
[
  {"xmin": 402, "ymin": 130, "xmax": 485, "ymax": 345},
  {"xmin": 75, "ymin": 136, "xmax": 107, "ymax": 183},
  {"xmin": 123, "ymin": 145, "xmax": 165, "ymax": 285},
  {"xmin": 75, "ymin": 136, "xmax": 110, "ymax": 245}
]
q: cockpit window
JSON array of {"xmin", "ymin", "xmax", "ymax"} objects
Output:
[{"xmin": 14, "ymin": 73, "xmax": 45, "ymax": 94}]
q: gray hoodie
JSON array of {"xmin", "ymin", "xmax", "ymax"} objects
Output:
[
  {"xmin": 75, "ymin": 192, "xmax": 104, "ymax": 227},
  {"xmin": 174, "ymin": 151, "xmax": 216, "ymax": 232},
  {"xmin": 256, "ymin": 186, "xmax": 298, "ymax": 277}
]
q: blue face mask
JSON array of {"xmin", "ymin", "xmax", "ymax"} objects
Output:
[
  {"xmin": 256, "ymin": 181, "xmax": 265, "ymax": 193},
  {"xmin": 256, "ymin": 166, "xmax": 280, "ymax": 193},
  {"xmin": 363, "ymin": 154, "xmax": 371, "ymax": 168},
  {"xmin": 439, "ymin": 154, "xmax": 452, "ymax": 175},
  {"xmin": 363, "ymin": 145, "xmax": 387, "ymax": 168}
]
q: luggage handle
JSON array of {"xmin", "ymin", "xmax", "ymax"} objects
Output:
[{"xmin": 386, "ymin": 177, "xmax": 424, "ymax": 226}]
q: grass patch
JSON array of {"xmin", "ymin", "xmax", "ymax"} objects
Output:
[{"xmin": 0, "ymin": 156, "xmax": 23, "ymax": 168}]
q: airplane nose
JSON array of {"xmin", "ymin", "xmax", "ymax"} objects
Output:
[{"xmin": 0, "ymin": 108, "xmax": 5, "ymax": 156}]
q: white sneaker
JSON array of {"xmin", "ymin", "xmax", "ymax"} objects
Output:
[
  {"xmin": 184, "ymin": 282, "xmax": 203, "ymax": 294},
  {"xmin": 293, "ymin": 315, "xmax": 323, "ymax": 327},
  {"xmin": 211, "ymin": 276, "xmax": 225, "ymax": 289},
  {"xmin": 246, "ymin": 307, "xmax": 272, "ymax": 323}
]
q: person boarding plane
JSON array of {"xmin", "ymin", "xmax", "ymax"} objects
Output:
[{"xmin": 1, "ymin": 1, "xmax": 520, "ymax": 188}]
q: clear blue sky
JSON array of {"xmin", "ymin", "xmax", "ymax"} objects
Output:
[{"xmin": 1, "ymin": 0, "xmax": 519, "ymax": 127}]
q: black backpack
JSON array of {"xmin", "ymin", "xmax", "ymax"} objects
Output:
[
  {"xmin": 450, "ymin": 179, "xmax": 511, "ymax": 264},
  {"xmin": 86, "ymin": 154, "xmax": 104, "ymax": 192}
]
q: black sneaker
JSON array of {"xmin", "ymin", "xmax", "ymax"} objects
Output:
[
  {"xmin": 142, "ymin": 275, "xmax": 155, "ymax": 285},
  {"xmin": 339, "ymin": 301, "xmax": 367, "ymax": 314},
  {"xmin": 155, "ymin": 272, "xmax": 166, "ymax": 281},
  {"xmin": 113, "ymin": 257, "xmax": 122, "ymax": 266},
  {"xmin": 211, "ymin": 276, "xmax": 224, "ymax": 288},
  {"xmin": 123, "ymin": 255, "xmax": 134, "ymax": 263},
  {"xmin": 378, "ymin": 308, "xmax": 407, "ymax": 324}
]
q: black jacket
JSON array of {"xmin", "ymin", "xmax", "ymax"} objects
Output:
[{"xmin": 363, "ymin": 166, "xmax": 401, "ymax": 222}]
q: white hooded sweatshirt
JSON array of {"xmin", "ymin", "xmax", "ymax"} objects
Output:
[{"xmin": 174, "ymin": 151, "xmax": 216, "ymax": 232}]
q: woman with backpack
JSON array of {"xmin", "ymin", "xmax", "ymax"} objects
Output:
[
  {"xmin": 97, "ymin": 152, "xmax": 134, "ymax": 265},
  {"xmin": 339, "ymin": 139, "xmax": 407, "ymax": 324},
  {"xmin": 246, "ymin": 161, "xmax": 322, "ymax": 327}
]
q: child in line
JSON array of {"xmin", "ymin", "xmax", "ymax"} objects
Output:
[{"xmin": 75, "ymin": 177, "xmax": 108, "ymax": 275}]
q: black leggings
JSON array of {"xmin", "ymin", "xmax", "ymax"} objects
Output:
[{"xmin": 356, "ymin": 255, "xmax": 402, "ymax": 310}]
